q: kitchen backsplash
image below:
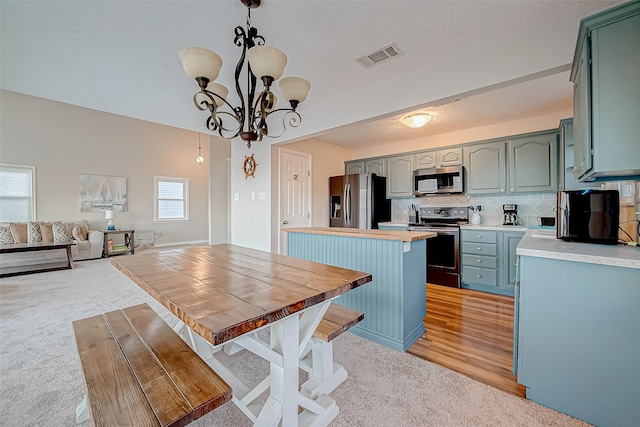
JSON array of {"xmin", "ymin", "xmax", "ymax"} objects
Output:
[{"xmin": 392, "ymin": 193, "xmax": 558, "ymax": 226}]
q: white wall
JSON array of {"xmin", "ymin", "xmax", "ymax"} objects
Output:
[
  {"xmin": 230, "ymin": 140, "xmax": 272, "ymax": 251},
  {"xmin": 0, "ymin": 90, "xmax": 218, "ymax": 246},
  {"xmin": 208, "ymin": 135, "xmax": 231, "ymax": 244}
]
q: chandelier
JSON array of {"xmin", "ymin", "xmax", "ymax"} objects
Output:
[{"xmin": 179, "ymin": 0, "xmax": 311, "ymax": 148}]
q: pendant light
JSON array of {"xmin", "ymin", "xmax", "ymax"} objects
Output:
[{"xmin": 195, "ymin": 133, "xmax": 205, "ymax": 166}]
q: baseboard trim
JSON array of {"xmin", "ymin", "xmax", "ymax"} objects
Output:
[{"xmin": 153, "ymin": 239, "xmax": 209, "ymax": 248}]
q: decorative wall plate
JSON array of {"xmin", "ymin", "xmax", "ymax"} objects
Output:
[{"xmin": 243, "ymin": 154, "xmax": 257, "ymax": 179}]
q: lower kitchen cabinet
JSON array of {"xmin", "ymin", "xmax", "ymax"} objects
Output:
[
  {"xmin": 515, "ymin": 254, "xmax": 640, "ymax": 426},
  {"xmin": 461, "ymin": 229, "xmax": 524, "ymax": 296}
]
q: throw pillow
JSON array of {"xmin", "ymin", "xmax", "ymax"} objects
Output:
[
  {"xmin": 52, "ymin": 223, "xmax": 74, "ymax": 242},
  {"xmin": 27, "ymin": 222, "xmax": 42, "ymax": 243},
  {"xmin": 0, "ymin": 224, "xmax": 14, "ymax": 245},
  {"xmin": 40, "ymin": 222, "xmax": 54, "ymax": 243},
  {"xmin": 72, "ymin": 225, "xmax": 88, "ymax": 241},
  {"xmin": 9, "ymin": 223, "xmax": 28, "ymax": 244}
]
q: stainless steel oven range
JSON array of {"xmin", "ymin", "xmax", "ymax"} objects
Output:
[{"xmin": 408, "ymin": 206, "xmax": 468, "ymax": 288}]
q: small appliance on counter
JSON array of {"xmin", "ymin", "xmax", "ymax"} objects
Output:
[
  {"xmin": 557, "ymin": 189, "xmax": 620, "ymax": 245},
  {"xmin": 503, "ymin": 204, "xmax": 519, "ymax": 225}
]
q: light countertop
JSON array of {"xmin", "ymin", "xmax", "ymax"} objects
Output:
[
  {"xmin": 517, "ymin": 229, "xmax": 640, "ymax": 269},
  {"xmin": 285, "ymin": 227, "xmax": 436, "ymax": 242},
  {"xmin": 378, "ymin": 222, "xmax": 409, "ymax": 228},
  {"xmin": 461, "ymin": 224, "xmax": 529, "ymax": 232}
]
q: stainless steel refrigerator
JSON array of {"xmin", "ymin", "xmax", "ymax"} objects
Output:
[{"xmin": 329, "ymin": 173, "xmax": 391, "ymax": 228}]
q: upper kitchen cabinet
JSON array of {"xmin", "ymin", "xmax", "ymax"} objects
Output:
[
  {"xmin": 463, "ymin": 142, "xmax": 507, "ymax": 194},
  {"xmin": 414, "ymin": 148, "xmax": 463, "ymax": 169},
  {"xmin": 345, "ymin": 161, "xmax": 364, "ymax": 175},
  {"xmin": 570, "ymin": 1, "xmax": 640, "ymax": 182},
  {"xmin": 465, "ymin": 130, "xmax": 559, "ymax": 195},
  {"xmin": 559, "ymin": 118, "xmax": 600, "ymax": 191},
  {"xmin": 386, "ymin": 154, "xmax": 414, "ymax": 198},
  {"xmin": 508, "ymin": 130, "xmax": 558, "ymax": 193},
  {"xmin": 345, "ymin": 158, "xmax": 386, "ymax": 176},
  {"xmin": 365, "ymin": 158, "xmax": 386, "ymax": 176}
]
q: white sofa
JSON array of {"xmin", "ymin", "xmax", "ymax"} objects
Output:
[{"xmin": 0, "ymin": 220, "xmax": 104, "ymax": 268}]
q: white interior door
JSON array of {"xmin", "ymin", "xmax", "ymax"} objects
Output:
[{"xmin": 279, "ymin": 148, "xmax": 311, "ymax": 255}]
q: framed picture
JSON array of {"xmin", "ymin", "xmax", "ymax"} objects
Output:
[{"xmin": 80, "ymin": 174, "xmax": 127, "ymax": 212}]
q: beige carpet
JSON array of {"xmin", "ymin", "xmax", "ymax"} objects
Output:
[{"xmin": 0, "ymin": 257, "xmax": 590, "ymax": 426}]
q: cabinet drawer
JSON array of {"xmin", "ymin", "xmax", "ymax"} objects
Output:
[
  {"xmin": 461, "ymin": 242, "xmax": 497, "ymax": 256},
  {"xmin": 462, "ymin": 254, "xmax": 497, "ymax": 269},
  {"xmin": 461, "ymin": 230, "xmax": 497, "ymax": 243},
  {"xmin": 463, "ymin": 266, "xmax": 498, "ymax": 287}
]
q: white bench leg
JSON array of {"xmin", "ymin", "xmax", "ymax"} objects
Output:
[
  {"xmin": 75, "ymin": 396, "xmax": 89, "ymax": 424},
  {"xmin": 301, "ymin": 339, "xmax": 348, "ymax": 399}
]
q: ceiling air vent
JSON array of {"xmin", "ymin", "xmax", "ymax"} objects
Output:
[{"xmin": 356, "ymin": 43, "xmax": 404, "ymax": 69}]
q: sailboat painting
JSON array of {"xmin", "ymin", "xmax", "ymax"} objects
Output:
[{"xmin": 79, "ymin": 174, "xmax": 127, "ymax": 212}]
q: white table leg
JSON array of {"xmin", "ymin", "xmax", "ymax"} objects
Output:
[
  {"xmin": 268, "ymin": 313, "xmax": 299, "ymax": 426},
  {"xmin": 75, "ymin": 396, "xmax": 89, "ymax": 424}
]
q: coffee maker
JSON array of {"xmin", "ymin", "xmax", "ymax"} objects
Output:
[{"xmin": 503, "ymin": 204, "xmax": 518, "ymax": 225}]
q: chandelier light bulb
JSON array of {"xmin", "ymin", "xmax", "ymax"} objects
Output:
[{"xmin": 195, "ymin": 153, "xmax": 205, "ymax": 165}]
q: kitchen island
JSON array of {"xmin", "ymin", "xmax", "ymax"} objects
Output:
[
  {"xmin": 286, "ymin": 227, "xmax": 435, "ymax": 351},
  {"xmin": 515, "ymin": 230, "xmax": 640, "ymax": 427}
]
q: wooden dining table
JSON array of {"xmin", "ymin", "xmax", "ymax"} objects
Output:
[{"xmin": 111, "ymin": 243, "xmax": 372, "ymax": 427}]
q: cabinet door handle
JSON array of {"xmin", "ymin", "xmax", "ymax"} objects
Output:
[
  {"xmin": 500, "ymin": 189, "xmax": 505, "ymax": 192},
  {"xmin": 476, "ymin": 235, "xmax": 481, "ymax": 239},
  {"xmin": 510, "ymin": 188, "xmax": 515, "ymax": 192},
  {"xmin": 477, "ymin": 247, "xmax": 482, "ymax": 251},
  {"xmin": 476, "ymin": 259, "xmax": 482, "ymax": 263},
  {"xmin": 476, "ymin": 274, "xmax": 482, "ymax": 278}
]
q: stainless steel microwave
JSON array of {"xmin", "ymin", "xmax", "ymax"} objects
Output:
[
  {"xmin": 413, "ymin": 166, "xmax": 464, "ymax": 196},
  {"xmin": 557, "ymin": 190, "xmax": 620, "ymax": 245}
]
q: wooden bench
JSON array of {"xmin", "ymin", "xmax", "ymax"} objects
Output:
[
  {"xmin": 300, "ymin": 303, "xmax": 364, "ymax": 399},
  {"xmin": 72, "ymin": 303, "xmax": 231, "ymax": 426}
]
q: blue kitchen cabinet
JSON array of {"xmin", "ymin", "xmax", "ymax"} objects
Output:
[
  {"xmin": 344, "ymin": 161, "xmax": 364, "ymax": 175},
  {"xmin": 558, "ymin": 118, "xmax": 600, "ymax": 191},
  {"xmin": 365, "ymin": 158, "xmax": 386, "ymax": 176},
  {"xmin": 516, "ymin": 254, "xmax": 640, "ymax": 426},
  {"xmin": 386, "ymin": 154, "xmax": 414, "ymax": 198},
  {"xmin": 463, "ymin": 142, "xmax": 507, "ymax": 195},
  {"xmin": 508, "ymin": 131, "xmax": 558, "ymax": 193},
  {"xmin": 461, "ymin": 229, "xmax": 524, "ymax": 296},
  {"xmin": 570, "ymin": 1, "xmax": 640, "ymax": 182},
  {"xmin": 287, "ymin": 229, "xmax": 428, "ymax": 352},
  {"xmin": 414, "ymin": 147, "xmax": 462, "ymax": 169},
  {"xmin": 345, "ymin": 158, "xmax": 386, "ymax": 176},
  {"xmin": 503, "ymin": 231, "xmax": 524, "ymax": 292}
]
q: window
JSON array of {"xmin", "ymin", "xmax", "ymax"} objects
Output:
[
  {"xmin": 0, "ymin": 163, "xmax": 36, "ymax": 222},
  {"xmin": 154, "ymin": 176, "xmax": 189, "ymax": 221}
]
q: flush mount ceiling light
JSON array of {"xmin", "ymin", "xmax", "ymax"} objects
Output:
[
  {"xmin": 179, "ymin": 0, "xmax": 311, "ymax": 148},
  {"xmin": 401, "ymin": 113, "xmax": 432, "ymax": 129}
]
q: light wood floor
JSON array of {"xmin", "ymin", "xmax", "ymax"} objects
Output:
[{"xmin": 407, "ymin": 283, "xmax": 526, "ymax": 398}]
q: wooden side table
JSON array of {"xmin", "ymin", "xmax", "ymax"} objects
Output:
[{"xmin": 103, "ymin": 229, "xmax": 134, "ymax": 257}]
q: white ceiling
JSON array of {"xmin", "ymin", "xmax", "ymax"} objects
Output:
[{"xmin": 0, "ymin": 0, "xmax": 624, "ymax": 149}]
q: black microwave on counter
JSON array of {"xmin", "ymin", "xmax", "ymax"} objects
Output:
[{"xmin": 557, "ymin": 190, "xmax": 620, "ymax": 245}]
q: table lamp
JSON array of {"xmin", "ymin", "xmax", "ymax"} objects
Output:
[{"xmin": 105, "ymin": 210, "xmax": 116, "ymax": 230}]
